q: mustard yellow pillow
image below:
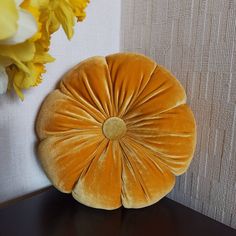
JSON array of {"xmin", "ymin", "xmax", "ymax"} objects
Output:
[{"xmin": 36, "ymin": 53, "xmax": 196, "ymax": 209}]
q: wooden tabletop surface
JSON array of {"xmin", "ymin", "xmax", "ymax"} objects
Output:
[{"xmin": 0, "ymin": 187, "xmax": 235, "ymax": 236}]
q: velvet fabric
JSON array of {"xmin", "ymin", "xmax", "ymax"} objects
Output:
[{"xmin": 36, "ymin": 53, "xmax": 196, "ymax": 210}]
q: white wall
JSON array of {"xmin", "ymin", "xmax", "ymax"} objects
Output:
[{"xmin": 0, "ymin": 0, "xmax": 121, "ymax": 203}]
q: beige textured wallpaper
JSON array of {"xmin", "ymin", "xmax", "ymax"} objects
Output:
[{"xmin": 121, "ymin": 0, "xmax": 236, "ymax": 228}]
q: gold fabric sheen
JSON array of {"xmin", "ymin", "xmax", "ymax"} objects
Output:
[{"xmin": 36, "ymin": 53, "xmax": 196, "ymax": 210}]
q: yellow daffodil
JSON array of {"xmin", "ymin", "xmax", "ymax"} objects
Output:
[
  {"xmin": 0, "ymin": 0, "xmax": 38, "ymax": 94},
  {"xmin": 68, "ymin": 0, "xmax": 89, "ymax": 21},
  {"xmin": 0, "ymin": 0, "xmax": 89, "ymax": 99},
  {"xmin": 6, "ymin": 0, "xmax": 55, "ymax": 99},
  {"xmin": 0, "ymin": 1, "xmax": 18, "ymax": 41},
  {"xmin": 39, "ymin": 0, "xmax": 89, "ymax": 40},
  {"xmin": 0, "ymin": 0, "xmax": 38, "ymax": 45}
]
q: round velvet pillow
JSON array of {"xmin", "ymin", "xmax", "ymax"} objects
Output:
[{"xmin": 36, "ymin": 53, "xmax": 196, "ymax": 210}]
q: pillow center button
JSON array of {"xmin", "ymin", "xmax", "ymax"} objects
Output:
[{"xmin": 102, "ymin": 117, "xmax": 127, "ymax": 140}]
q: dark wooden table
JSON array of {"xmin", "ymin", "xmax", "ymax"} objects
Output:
[{"xmin": 0, "ymin": 187, "xmax": 235, "ymax": 236}]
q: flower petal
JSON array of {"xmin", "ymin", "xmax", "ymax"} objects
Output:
[
  {"xmin": 0, "ymin": 9, "xmax": 38, "ymax": 45},
  {"xmin": 10, "ymin": 62, "xmax": 44, "ymax": 96},
  {"xmin": 60, "ymin": 56, "xmax": 114, "ymax": 119},
  {"xmin": 106, "ymin": 53, "xmax": 157, "ymax": 117},
  {"xmin": 0, "ymin": 41, "xmax": 35, "ymax": 64},
  {"xmin": 54, "ymin": 0, "xmax": 75, "ymax": 39},
  {"xmin": 0, "ymin": 67, "xmax": 8, "ymax": 94},
  {"xmin": 72, "ymin": 141, "xmax": 122, "ymax": 210},
  {"xmin": 36, "ymin": 90, "xmax": 103, "ymax": 139},
  {"xmin": 126, "ymin": 104, "xmax": 196, "ymax": 175},
  {"xmin": 0, "ymin": 0, "xmax": 18, "ymax": 40},
  {"xmin": 68, "ymin": 0, "xmax": 89, "ymax": 21},
  {"xmin": 120, "ymin": 138, "xmax": 175, "ymax": 208}
]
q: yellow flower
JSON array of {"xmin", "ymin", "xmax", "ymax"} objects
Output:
[
  {"xmin": 6, "ymin": 0, "xmax": 54, "ymax": 100},
  {"xmin": 0, "ymin": 1, "xmax": 18, "ymax": 41},
  {"xmin": 0, "ymin": 0, "xmax": 89, "ymax": 99},
  {"xmin": 0, "ymin": 0, "xmax": 38, "ymax": 45},
  {"xmin": 0, "ymin": 41, "xmax": 36, "ymax": 95},
  {"xmin": 39, "ymin": 0, "xmax": 89, "ymax": 40},
  {"xmin": 0, "ymin": 0, "xmax": 38, "ymax": 95},
  {"xmin": 0, "ymin": 42, "xmax": 35, "ymax": 72},
  {"xmin": 7, "ymin": 47, "xmax": 54, "ymax": 100},
  {"xmin": 68, "ymin": 0, "xmax": 89, "ymax": 21}
]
